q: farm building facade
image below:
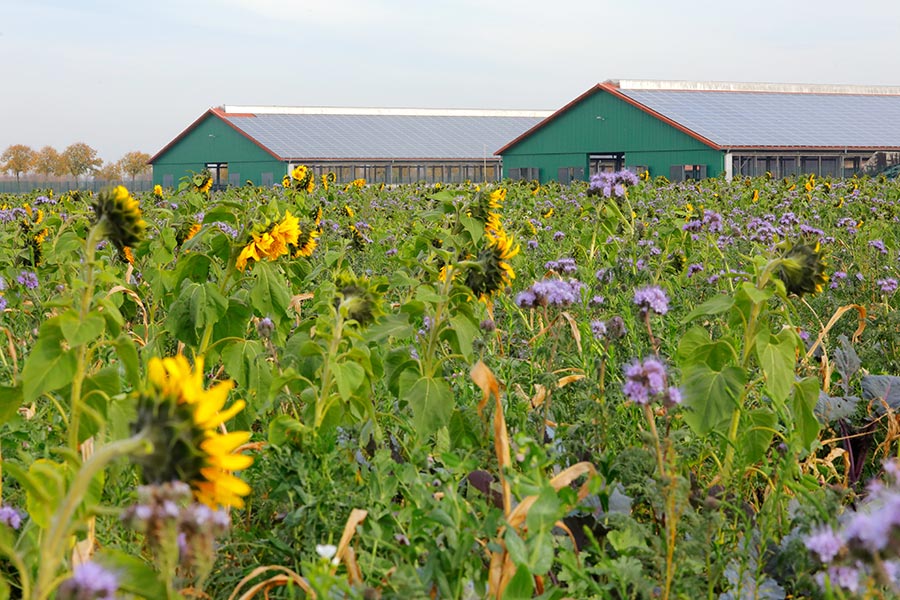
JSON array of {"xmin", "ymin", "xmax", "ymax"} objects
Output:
[
  {"xmin": 498, "ymin": 80, "xmax": 900, "ymax": 183},
  {"xmin": 149, "ymin": 106, "xmax": 551, "ymax": 188}
]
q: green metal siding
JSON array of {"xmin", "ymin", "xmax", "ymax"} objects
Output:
[
  {"xmin": 501, "ymin": 89, "xmax": 725, "ymax": 182},
  {"xmin": 152, "ymin": 114, "xmax": 285, "ymax": 187}
]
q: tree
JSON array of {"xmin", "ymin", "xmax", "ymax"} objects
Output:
[
  {"xmin": 1, "ymin": 144, "xmax": 36, "ymax": 184},
  {"xmin": 34, "ymin": 146, "xmax": 65, "ymax": 178},
  {"xmin": 95, "ymin": 161, "xmax": 123, "ymax": 181},
  {"xmin": 118, "ymin": 151, "xmax": 152, "ymax": 183},
  {"xmin": 61, "ymin": 142, "xmax": 102, "ymax": 180}
]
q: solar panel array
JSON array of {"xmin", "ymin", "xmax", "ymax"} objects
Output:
[
  {"xmin": 618, "ymin": 89, "xmax": 900, "ymax": 148},
  {"xmin": 222, "ymin": 113, "xmax": 547, "ymax": 160}
]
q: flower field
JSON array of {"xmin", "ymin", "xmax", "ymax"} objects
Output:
[{"xmin": 1, "ymin": 170, "xmax": 900, "ymax": 598}]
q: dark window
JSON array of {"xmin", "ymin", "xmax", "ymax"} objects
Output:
[
  {"xmin": 820, "ymin": 157, "xmax": 839, "ymax": 177},
  {"xmin": 163, "ymin": 174, "xmax": 174, "ymax": 188},
  {"xmin": 261, "ymin": 172, "xmax": 273, "ymax": 186}
]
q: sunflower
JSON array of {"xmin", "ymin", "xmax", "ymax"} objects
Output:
[
  {"xmin": 192, "ymin": 171, "xmax": 214, "ymax": 194},
  {"xmin": 291, "ymin": 225, "xmax": 320, "ymax": 258},
  {"xmin": 235, "ymin": 212, "xmax": 300, "ymax": 271},
  {"xmin": 465, "ymin": 227, "xmax": 519, "ymax": 300},
  {"xmin": 488, "ymin": 188, "xmax": 506, "ymax": 209},
  {"xmin": 133, "ymin": 355, "xmax": 252, "ymax": 509},
  {"xmin": 333, "ymin": 271, "xmax": 384, "ymax": 327},
  {"xmin": 290, "ymin": 165, "xmax": 314, "ymax": 192},
  {"xmin": 92, "ymin": 185, "xmax": 147, "ymax": 251},
  {"xmin": 775, "ymin": 242, "xmax": 829, "ymax": 297},
  {"xmin": 153, "ymin": 184, "xmax": 164, "ymax": 199}
]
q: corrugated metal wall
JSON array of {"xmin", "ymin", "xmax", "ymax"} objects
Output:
[
  {"xmin": 151, "ymin": 114, "xmax": 284, "ymax": 188},
  {"xmin": 501, "ymin": 89, "xmax": 724, "ymax": 182}
]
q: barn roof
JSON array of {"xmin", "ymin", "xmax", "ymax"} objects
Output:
[
  {"xmin": 498, "ymin": 80, "xmax": 900, "ymax": 154},
  {"xmin": 151, "ymin": 106, "xmax": 552, "ymax": 163}
]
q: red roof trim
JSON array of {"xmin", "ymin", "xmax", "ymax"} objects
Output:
[
  {"xmin": 149, "ymin": 108, "xmax": 282, "ymax": 164},
  {"xmin": 598, "ymin": 83, "xmax": 721, "ymax": 150},
  {"xmin": 209, "ymin": 108, "xmax": 282, "ymax": 160},
  {"xmin": 495, "ymin": 84, "xmax": 604, "ymax": 155},
  {"xmin": 149, "ymin": 109, "xmax": 215, "ymax": 164},
  {"xmin": 495, "ymin": 81, "xmax": 723, "ymax": 156}
]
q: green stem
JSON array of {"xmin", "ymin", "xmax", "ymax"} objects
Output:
[
  {"xmin": 68, "ymin": 222, "xmax": 104, "ymax": 452},
  {"xmin": 314, "ymin": 310, "xmax": 345, "ymax": 430},
  {"xmin": 34, "ymin": 433, "xmax": 150, "ymax": 600}
]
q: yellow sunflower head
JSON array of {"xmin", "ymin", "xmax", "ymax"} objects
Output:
[
  {"xmin": 92, "ymin": 185, "xmax": 147, "ymax": 251},
  {"xmin": 153, "ymin": 184, "xmax": 164, "ymax": 199},
  {"xmin": 464, "ymin": 228, "xmax": 519, "ymax": 300},
  {"xmin": 291, "ymin": 225, "xmax": 320, "ymax": 258},
  {"xmin": 132, "ymin": 355, "xmax": 253, "ymax": 509},
  {"xmin": 192, "ymin": 171, "xmax": 214, "ymax": 194}
]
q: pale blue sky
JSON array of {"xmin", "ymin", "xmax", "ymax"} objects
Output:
[{"xmin": 3, "ymin": 0, "xmax": 900, "ymax": 162}]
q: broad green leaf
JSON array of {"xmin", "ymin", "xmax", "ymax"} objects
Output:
[
  {"xmin": 221, "ymin": 340, "xmax": 272, "ymax": 416},
  {"xmin": 405, "ymin": 375, "xmax": 453, "ymax": 435},
  {"xmin": 526, "ymin": 485, "xmax": 561, "ymax": 534},
  {"xmin": 250, "ymin": 261, "xmax": 292, "ymax": 324},
  {"xmin": 607, "ymin": 521, "xmax": 647, "ymax": 554},
  {"xmin": 0, "ymin": 385, "xmax": 23, "ymax": 427},
  {"xmin": 59, "ymin": 309, "xmax": 106, "ymax": 346},
  {"xmin": 676, "ymin": 327, "xmax": 738, "ymax": 371},
  {"xmin": 95, "ymin": 549, "xmax": 168, "ymax": 599},
  {"xmin": 333, "ymin": 361, "xmax": 366, "ymax": 402},
  {"xmin": 681, "ymin": 294, "xmax": 734, "ymax": 324},
  {"xmin": 112, "ymin": 334, "xmax": 141, "ymax": 389},
  {"xmin": 21, "ymin": 319, "xmax": 77, "ymax": 403},
  {"xmin": 445, "ymin": 314, "xmax": 478, "ymax": 361},
  {"xmin": 791, "ymin": 376, "xmax": 821, "ymax": 451},
  {"xmin": 741, "ymin": 281, "xmax": 774, "ymax": 304},
  {"xmin": 366, "ymin": 312, "xmax": 415, "ymax": 343},
  {"xmin": 24, "ymin": 459, "xmax": 66, "ymax": 529},
  {"xmin": 268, "ymin": 414, "xmax": 307, "ymax": 446},
  {"xmin": 167, "ymin": 281, "xmax": 227, "ymax": 346},
  {"xmin": 79, "ymin": 367, "xmax": 120, "ymax": 441},
  {"xmin": 741, "ymin": 408, "xmax": 778, "ymax": 464},
  {"xmin": 682, "ymin": 363, "xmax": 747, "ymax": 435},
  {"xmin": 503, "ymin": 564, "xmax": 535, "ymax": 600},
  {"xmin": 459, "ymin": 214, "xmax": 484, "ymax": 243},
  {"xmin": 756, "ymin": 326, "xmax": 797, "ymax": 405}
]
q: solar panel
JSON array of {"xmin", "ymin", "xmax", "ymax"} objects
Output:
[
  {"xmin": 223, "ymin": 113, "xmax": 547, "ymax": 160},
  {"xmin": 618, "ymin": 89, "xmax": 900, "ymax": 147}
]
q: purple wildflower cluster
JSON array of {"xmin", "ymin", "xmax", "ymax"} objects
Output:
[
  {"xmin": 588, "ymin": 170, "xmax": 640, "ymax": 198},
  {"xmin": 622, "ymin": 357, "xmax": 681, "ymax": 406},
  {"xmin": 0, "ymin": 505, "xmax": 22, "ymax": 529},
  {"xmin": 804, "ymin": 460, "xmax": 900, "ymax": 593},
  {"xmin": 633, "ymin": 285, "xmax": 669, "ymax": 316},
  {"xmin": 544, "ymin": 257, "xmax": 577, "ymax": 274},
  {"xmin": 515, "ymin": 278, "xmax": 584, "ymax": 308},
  {"xmin": 256, "ymin": 316, "xmax": 275, "ymax": 339},
  {"xmin": 57, "ymin": 561, "xmax": 119, "ymax": 600},
  {"xmin": 877, "ymin": 278, "xmax": 899, "ymax": 295},
  {"xmin": 211, "ymin": 221, "xmax": 239, "ymax": 239},
  {"xmin": 121, "ymin": 481, "xmax": 230, "ymax": 575},
  {"xmin": 17, "ymin": 270, "xmax": 38, "ymax": 290}
]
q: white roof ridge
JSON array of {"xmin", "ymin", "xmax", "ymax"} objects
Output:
[
  {"xmin": 608, "ymin": 79, "xmax": 900, "ymax": 95},
  {"xmin": 222, "ymin": 105, "xmax": 553, "ymax": 118}
]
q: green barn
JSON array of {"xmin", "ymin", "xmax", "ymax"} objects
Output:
[
  {"xmin": 498, "ymin": 80, "xmax": 900, "ymax": 183},
  {"xmin": 149, "ymin": 106, "xmax": 551, "ymax": 189}
]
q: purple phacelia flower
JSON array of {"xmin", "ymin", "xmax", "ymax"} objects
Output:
[
  {"xmin": 633, "ymin": 285, "xmax": 669, "ymax": 316},
  {"xmin": 878, "ymin": 278, "xmax": 898, "ymax": 294},
  {"xmin": 0, "ymin": 506, "xmax": 22, "ymax": 530},
  {"xmin": 590, "ymin": 320, "xmax": 607, "ymax": 340},
  {"xmin": 552, "ymin": 231, "xmax": 565, "ymax": 242},
  {"xmin": 686, "ymin": 263, "xmax": 704, "ymax": 277},
  {"xmin": 622, "ymin": 357, "xmax": 668, "ymax": 405},
  {"xmin": 805, "ymin": 525, "xmax": 843, "ymax": 563},
  {"xmin": 17, "ymin": 270, "xmax": 38, "ymax": 290},
  {"xmin": 57, "ymin": 561, "xmax": 119, "ymax": 600}
]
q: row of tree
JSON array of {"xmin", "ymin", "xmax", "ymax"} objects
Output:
[{"xmin": 0, "ymin": 144, "xmax": 152, "ymax": 184}]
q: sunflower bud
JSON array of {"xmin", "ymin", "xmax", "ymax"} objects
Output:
[
  {"xmin": 92, "ymin": 185, "xmax": 146, "ymax": 251},
  {"xmin": 775, "ymin": 243, "xmax": 829, "ymax": 297}
]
